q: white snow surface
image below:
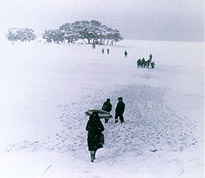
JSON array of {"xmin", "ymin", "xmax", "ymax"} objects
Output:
[{"xmin": 0, "ymin": 39, "xmax": 204, "ymax": 178}]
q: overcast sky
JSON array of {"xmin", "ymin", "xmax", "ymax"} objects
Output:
[{"xmin": 0, "ymin": 0, "xmax": 204, "ymax": 41}]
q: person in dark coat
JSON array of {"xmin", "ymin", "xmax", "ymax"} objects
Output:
[
  {"xmin": 137, "ymin": 58, "xmax": 142, "ymax": 67},
  {"xmin": 102, "ymin": 98, "xmax": 112, "ymax": 123},
  {"xmin": 151, "ymin": 61, "xmax": 156, "ymax": 69},
  {"xmin": 149, "ymin": 54, "xmax": 152, "ymax": 60},
  {"xmin": 146, "ymin": 54, "xmax": 152, "ymax": 68},
  {"xmin": 102, "ymin": 48, "xmax": 104, "ymax": 54},
  {"xmin": 115, "ymin": 97, "xmax": 125, "ymax": 123},
  {"xmin": 141, "ymin": 58, "xmax": 146, "ymax": 68},
  {"xmin": 124, "ymin": 50, "xmax": 128, "ymax": 57},
  {"xmin": 86, "ymin": 112, "xmax": 104, "ymax": 162},
  {"xmin": 107, "ymin": 48, "xmax": 110, "ymax": 54}
]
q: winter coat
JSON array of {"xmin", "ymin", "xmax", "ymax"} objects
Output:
[
  {"xmin": 102, "ymin": 101, "xmax": 112, "ymax": 112},
  {"xmin": 124, "ymin": 51, "xmax": 128, "ymax": 56},
  {"xmin": 86, "ymin": 115, "xmax": 104, "ymax": 151},
  {"xmin": 115, "ymin": 101, "xmax": 125, "ymax": 115}
]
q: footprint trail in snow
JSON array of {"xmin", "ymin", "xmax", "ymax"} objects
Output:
[{"xmin": 6, "ymin": 84, "xmax": 197, "ymax": 162}]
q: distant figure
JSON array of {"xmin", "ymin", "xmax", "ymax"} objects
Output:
[
  {"xmin": 102, "ymin": 48, "xmax": 104, "ymax": 54},
  {"xmin": 92, "ymin": 43, "xmax": 96, "ymax": 49},
  {"xmin": 86, "ymin": 112, "xmax": 104, "ymax": 162},
  {"xmin": 115, "ymin": 97, "xmax": 125, "ymax": 123},
  {"xmin": 124, "ymin": 50, "xmax": 128, "ymax": 57},
  {"xmin": 141, "ymin": 58, "xmax": 146, "ymax": 68},
  {"xmin": 107, "ymin": 48, "xmax": 110, "ymax": 55},
  {"xmin": 102, "ymin": 98, "xmax": 112, "ymax": 123},
  {"xmin": 151, "ymin": 61, "xmax": 156, "ymax": 68},
  {"xmin": 149, "ymin": 54, "xmax": 152, "ymax": 60},
  {"xmin": 137, "ymin": 58, "xmax": 142, "ymax": 67},
  {"xmin": 146, "ymin": 54, "xmax": 152, "ymax": 67},
  {"xmin": 146, "ymin": 60, "xmax": 150, "ymax": 68}
]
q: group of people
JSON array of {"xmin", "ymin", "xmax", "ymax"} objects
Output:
[
  {"xmin": 102, "ymin": 48, "xmax": 129, "ymax": 58},
  {"xmin": 101, "ymin": 48, "xmax": 156, "ymax": 69},
  {"xmin": 102, "ymin": 48, "xmax": 109, "ymax": 54},
  {"xmin": 137, "ymin": 54, "xmax": 156, "ymax": 68},
  {"xmin": 102, "ymin": 97, "xmax": 125, "ymax": 124},
  {"xmin": 86, "ymin": 97, "xmax": 125, "ymax": 162}
]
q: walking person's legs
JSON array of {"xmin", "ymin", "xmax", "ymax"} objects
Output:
[
  {"xmin": 119, "ymin": 114, "xmax": 124, "ymax": 123},
  {"xmin": 90, "ymin": 151, "xmax": 95, "ymax": 162},
  {"xmin": 94, "ymin": 151, "xmax": 96, "ymax": 159},
  {"xmin": 115, "ymin": 114, "xmax": 118, "ymax": 123}
]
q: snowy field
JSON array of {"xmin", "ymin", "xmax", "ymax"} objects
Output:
[{"xmin": 0, "ymin": 39, "xmax": 204, "ymax": 178}]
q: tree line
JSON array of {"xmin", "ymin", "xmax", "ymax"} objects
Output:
[
  {"xmin": 6, "ymin": 28, "xmax": 37, "ymax": 42},
  {"xmin": 6, "ymin": 20, "xmax": 123, "ymax": 45}
]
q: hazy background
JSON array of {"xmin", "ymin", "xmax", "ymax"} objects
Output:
[{"xmin": 0, "ymin": 0, "xmax": 204, "ymax": 42}]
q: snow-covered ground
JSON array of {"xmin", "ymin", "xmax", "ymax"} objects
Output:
[{"xmin": 0, "ymin": 39, "xmax": 204, "ymax": 178}]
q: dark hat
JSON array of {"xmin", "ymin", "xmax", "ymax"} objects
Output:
[{"xmin": 118, "ymin": 97, "xmax": 123, "ymax": 100}]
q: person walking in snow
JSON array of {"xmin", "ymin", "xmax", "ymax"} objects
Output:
[
  {"xmin": 102, "ymin": 98, "xmax": 112, "ymax": 123},
  {"xmin": 124, "ymin": 50, "xmax": 128, "ymax": 57},
  {"xmin": 115, "ymin": 97, "xmax": 125, "ymax": 123},
  {"xmin": 149, "ymin": 54, "xmax": 152, "ymax": 60},
  {"xmin": 107, "ymin": 48, "xmax": 110, "ymax": 54},
  {"xmin": 137, "ymin": 58, "xmax": 142, "ymax": 67},
  {"xmin": 141, "ymin": 58, "xmax": 146, "ymax": 68},
  {"xmin": 146, "ymin": 54, "xmax": 152, "ymax": 68},
  {"xmin": 86, "ymin": 111, "xmax": 104, "ymax": 162},
  {"xmin": 151, "ymin": 61, "xmax": 156, "ymax": 69},
  {"xmin": 102, "ymin": 48, "xmax": 105, "ymax": 54}
]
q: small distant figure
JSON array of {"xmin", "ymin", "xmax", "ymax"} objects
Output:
[
  {"xmin": 149, "ymin": 54, "xmax": 152, "ymax": 60},
  {"xmin": 137, "ymin": 58, "xmax": 142, "ymax": 67},
  {"xmin": 115, "ymin": 97, "xmax": 125, "ymax": 123},
  {"xmin": 102, "ymin": 48, "xmax": 104, "ymax": 54},
  {"xmin": 141, "ymin": 58, "xmax": 146, "ymax": 67},
  {"xmin": 107, "ymin": 48, "xmax": 110, "ymax": 55},
  {"xmin": 102, "ymin": 98, "xmax": 112, "ymax": 123},
  {"xmin": 151, "ymin": 61, "xmax": 156, "ymax": 69},
  {"xmin": 124, "ymin": 50, "xmax": 128, "ymax": 57},
  {"xmin": 86, "ymin": 112, "xmax": 104, "ymax": 162},
  {"xmin": 146, "ymin": 54, "xmax": 152, "ymax": 67},
  {"xmin": 92, "ymin": 43, "xmax": 96, "ymax": 49}
]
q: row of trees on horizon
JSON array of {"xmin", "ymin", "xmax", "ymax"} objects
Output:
[{"xmin": 6, "ymin": 20, "xmax": 123, "ymax": 45}]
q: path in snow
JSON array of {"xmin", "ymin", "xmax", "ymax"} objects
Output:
[{"xmin": 5, "ymin": 84, "xmax": 197, "ymax": 163}]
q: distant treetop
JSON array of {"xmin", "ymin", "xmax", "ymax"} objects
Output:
[
  {"xmin": 6, "ymin": 28, "xmax": 37, "ymax": 42},
  {"xmin": 42, "ymin": 20, "xmax": 123, "ymax": 45}
]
